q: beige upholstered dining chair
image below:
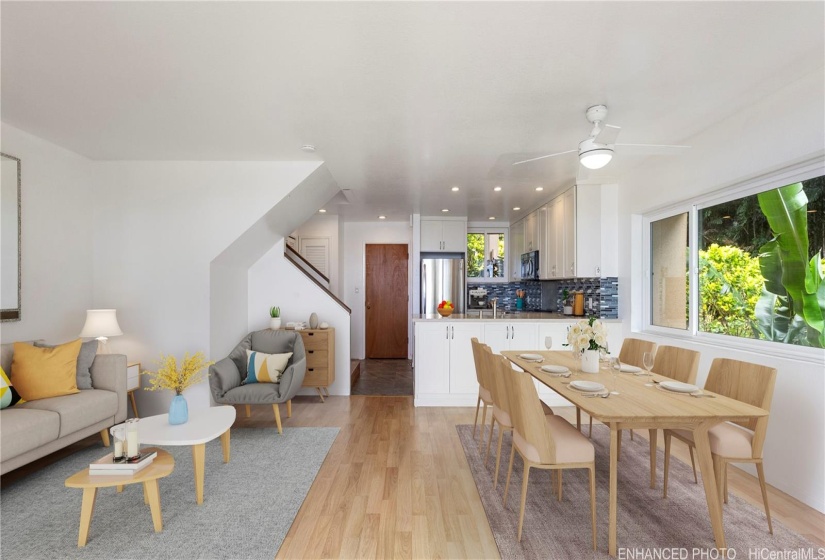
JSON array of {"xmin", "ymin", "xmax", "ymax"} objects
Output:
[
  {"xmin": 499, "ymin": 356, "xmax": 597, "ymax": 547},
  {"xmin": 470, "ymin": 337, "xmax": 495, "ymax": 442},
  {"xmin": 584, "ymin": 338, "xmax": 658, "ymax": 440},
  {"xmin": 662, "ymin": 358, "xmax": 777, "ymax": 533},
  {"xmin": 476, "ymin": 342, "xmax": 554, "ymax": 490}
]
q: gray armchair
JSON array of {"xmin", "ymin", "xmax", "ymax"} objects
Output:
[{"xmin": 209, "ymin": 329, "xmax": 306, "ymax": 434}]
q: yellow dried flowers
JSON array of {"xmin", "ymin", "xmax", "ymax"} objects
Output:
[{"xmin": 142, "ymin": 352, "xmax": 214, "ymax": 395}]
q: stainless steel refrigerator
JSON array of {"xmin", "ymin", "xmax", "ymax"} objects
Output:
[{"xmin": 421, "ymin": 254, "xmax": 465, "ymax": 314}]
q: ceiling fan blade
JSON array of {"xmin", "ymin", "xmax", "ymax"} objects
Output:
[
  {"xmin": 512, "ymin": 149, "xmax": 577, "ymax": 166},
  {"xmin": 615, "ymin": 143, "xmax": 691, "ymax": 155},
  {"xmin": 594, "ymin": 124, "xmax": 621, "ymax": 145}
]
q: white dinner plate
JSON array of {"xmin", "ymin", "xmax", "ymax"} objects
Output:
[
  {"xmin": 659, "ymin": 381, "xmax": 700, "ymax": 393},
  {"xmin": 570, "ymin": 380, "xmax": 605, "ymax": 392},
  {"xmin": 540, "ymin": 365, "xmax": 570, "ymax": 374},
  {"xmin": 620, "ymin": 364, "xmax": 642, "ymax": 373},
  {"xmin": 519, "ymin": 353, "xmax": 543, "ymax": 361}
]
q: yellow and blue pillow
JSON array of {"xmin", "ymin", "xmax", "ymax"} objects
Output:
[
  {"xmin": 1, "ymin": 366, "xmax": 24, "ymax": 409},
  {"xmin": 244, "ymin": 350, "xmax": 293, "ymax": 384}
]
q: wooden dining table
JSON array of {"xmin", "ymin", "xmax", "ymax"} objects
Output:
[{"xmin": 502, "ymin": 350, "xmax": 768, "ymax": 557}]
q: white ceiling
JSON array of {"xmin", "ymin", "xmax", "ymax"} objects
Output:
[{"xmin": 2, "ymin": 2, "xmax": 823, "ymax": 222}]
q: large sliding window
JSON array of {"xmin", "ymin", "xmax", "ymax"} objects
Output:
[{"xmin": 646, "ymin": 165, "xmax": 824, "ymax": 350}]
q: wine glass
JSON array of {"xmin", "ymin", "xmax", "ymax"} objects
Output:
[
  {"xmin": 544, "ymin": 336, "xmax": 553, "ymax": 350},
  {"xmin": 643, "ymin": 352, "xmax": 655, "ymax": 375},
  {"xmin": 610, "ymin": 357, "xmax": 622, "ymax": 394}
]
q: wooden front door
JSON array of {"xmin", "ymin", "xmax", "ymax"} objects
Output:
[{"xmin": 365, "ymin": 244, "xmax": 409, "ymax": 359}]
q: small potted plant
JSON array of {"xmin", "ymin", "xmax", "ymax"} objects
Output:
[
  {"xmin": 143, "ymin": 352, "xmax": 213, "ymax": 424},
  {"xmin": 562, "ymin": 289, "xmax": 573, "ymax": 315},
  {"xmin": 269, "ymin": 306, "xmax": 281, "ymax": 329}
]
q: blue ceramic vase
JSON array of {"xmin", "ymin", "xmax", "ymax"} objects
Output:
[{"xmin": 169, "ymin": 394, "xmax": 188, "ymax": 425}]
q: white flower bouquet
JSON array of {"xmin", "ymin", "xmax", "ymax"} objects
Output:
[{"xmin": 566, "ymin": 317, "xmax": 608, "ymax": 354}]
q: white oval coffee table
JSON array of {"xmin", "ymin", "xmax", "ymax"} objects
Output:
[{"xmin": 137, "ymin": 405, "xmax": 236, "ymax": 505}]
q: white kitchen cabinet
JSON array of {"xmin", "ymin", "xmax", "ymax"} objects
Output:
[
  {"xmin": 537, "ymin": 205, "xmax": 549, "ymax": 278},
  {"xmin": 509, "ymin": 219, "xmax": 524, "ymax": 280},
  {"xmin": 449, "ymin": 323, "xmax": 486, "ymax": 394},
  {"xmin": 562, "ymin": 188, "xmax": 577, "ymax": 277},
  {"xmin": 414, "ymin": 322, "xmax": 450, "ymax": 395},
  {"xmin": 544, "ymin": 197, "xmax": 564, "ymax": 278},
  {"xmin": 524, "ymin": 211, "xmax": 538, "ymax": 252},
  {"xmin": 483, "ymin": 322, "xmax": 538, "ymax": 354},
  {"xmin": 421, "ymin": 218, "xmax": 466, "ymax": 252}
]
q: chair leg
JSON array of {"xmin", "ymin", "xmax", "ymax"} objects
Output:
[
  {"xmin": 287, "ymin": 399, "xmax": 292, "ymax": 418},
  {"xmin": 493, "ymin": 428, "xmax": 505, "ymax": 489},
  {"xmin": 100, "ymin": 429, "xmax": 110, "ymax": 447},
  {"xmin": 245, "ymin": 404, "xmax": 251, "ymax": 418},
  {"xmin": 576, "ymin": 407, "xmax": 581, "ymax": 431},
  {"xmin": 517, "ymin": 463, "xmax": 531, "ymax": 542},
  {"xmin": 755, "ymin": 461, "xmax": 773, "ymax": 534},
  {"xmin": 663, "ymin": 431, "xmax": 672, "ymax": 498},
  {"xmin": 617, "ymin": 429, "xmax": 622, "ymax": 461},
  {"xmin": 557, "ymin": 469, "xmax": 563, "ymax": 502},
  {"xmin": 503, "ymin": 445, "xmax": 516, "ymax": 507},
  {"xmin": 473, "ymin": 396, "xmax": 481, "ymax": 439},
  {"xmin": 630, "ymin": 429, "xmax": 635, "ymax": 441},
  {"xmin": 589, "ymin": 466, "xmax": 597, "ymax": 551},
  {"xmin": 689, "ymin": 445, "xmax": 698, "ymax": 483},
  {"xmin": 480, "ymin": 403, "xmax": 489, "ymax": 443},
  {"xmin": 272, "ymin": 404, "xmax": 283, "ymax": 434},
  {"xmin": 588, "ymin": 415, "xmax": 593, "ymax": 438},
  {"xmin": 484, "ymin": 417, "xmax": 496, "ymax": 466},
  {"xmin": 713, "ymin": 454, "xmax": 725, "ymax": 505}
]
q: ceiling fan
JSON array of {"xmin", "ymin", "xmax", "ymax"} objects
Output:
[{"xmin": 513, "ymin": 105, "xmax": 690, "ymax": 170}]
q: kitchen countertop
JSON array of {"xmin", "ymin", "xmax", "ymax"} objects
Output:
[{"xmin": 413, "ymin": 312, "xmax": 621, "ymax": 322}]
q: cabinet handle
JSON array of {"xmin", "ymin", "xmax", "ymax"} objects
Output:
[
  {"xmin": 451, "ymin": 326, "xmax": 455, "ymax": 339},
  {"xmin": 446, "ymin": 326, "xmax": 449, "ymax": 339},
  {"xmin": 511, "ymin": 326, "xmax": 515, "ymax": 339}
]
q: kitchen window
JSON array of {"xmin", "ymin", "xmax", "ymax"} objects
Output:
[
  {"xmin": 644, "ymin": 160, "xmax": 825, "ymax": 353},
  {"xmin": 467, "ymin": 229, "xmax": 507, "ymax": 281}
]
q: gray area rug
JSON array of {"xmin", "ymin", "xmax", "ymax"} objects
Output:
[
  {"xmin": 457, "ymin": 423, "xmax": 819, "ymax": 559},
  {"xmin": 1, "ymin": 427, "xmax": 339, "ymax": 560}
]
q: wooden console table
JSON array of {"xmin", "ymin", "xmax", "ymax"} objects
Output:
[{"xmin": 296, "ymin": 328, "xmax": 335, "ymax": 402}]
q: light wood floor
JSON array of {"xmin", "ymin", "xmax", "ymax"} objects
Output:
[{"xmin": 231, "ymin": 396, "xmax": 825, "ymax": 558}]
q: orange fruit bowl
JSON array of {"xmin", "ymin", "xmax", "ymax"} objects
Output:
[{"xmin": 437, "ymin": 307, "xmax": 454, "ymax": 317}]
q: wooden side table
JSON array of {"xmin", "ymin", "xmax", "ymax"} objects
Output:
[
  {"xmin": 127, "ymin": 361, "xmax": 140, "ymax": 418},
  {"xmin": 296, "ymin": 328, "xmax": 335, "ymax": 402},
  {"xmin": 64, "ymin": 447, "xmax": 174, "ymax": 547}
]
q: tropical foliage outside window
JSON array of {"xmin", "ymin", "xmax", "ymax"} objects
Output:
[
  {"xmin": 467, "ymin": 232, "xmax": 505, "ymax": 278},
  {"xmin": 650, "ymin": 174, "xmax": 824, "ymax": 348}
]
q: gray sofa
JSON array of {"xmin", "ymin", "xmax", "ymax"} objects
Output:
[
  {"xmin": 209, "ymin": 329, "xmax": 306, "ymax": 434},
  {"xmin": 0, "ymin": 341, "xmax": 127, "ymax": 475}
]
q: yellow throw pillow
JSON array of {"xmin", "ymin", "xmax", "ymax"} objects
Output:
[
  {"xmin": 244, "ymin": 350, "xmax": 293, "ymax": 384},
  {"xmin": 11, "ymin": 340, "xmax": 81, "ymax": 401}
]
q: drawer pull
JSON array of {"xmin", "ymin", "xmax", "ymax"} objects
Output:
[
  {"xmin": 308, "ymin": 350, "xmax": 315, "ymax": 354},
  {"xmin": 308, "ymin": 368, "xmax": 315, "ymax": 372},
  {"xmin": 308, "ymin": 332, "xmax": 315, "ymax": 336}
]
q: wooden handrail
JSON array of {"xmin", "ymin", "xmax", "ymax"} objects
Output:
[
  {"xmin": 284, "ymin": 250, "xmax": 351, "ymax": 314},
  {"xmin": 285, "ymin": 244, "xmax": 330, "ymax": 284}
]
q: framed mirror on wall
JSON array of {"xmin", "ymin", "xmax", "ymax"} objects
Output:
[{"xmin": 1, "ymin": 152, "xmax": 21, "ymax": 322}]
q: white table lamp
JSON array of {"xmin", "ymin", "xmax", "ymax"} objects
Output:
[{"xmin": 79, "ymin": 309, "xmax": 123, "ymax": 353}]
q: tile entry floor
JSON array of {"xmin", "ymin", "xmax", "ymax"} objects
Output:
[{"xmin": 350, "ymin": 359, "xmax": 413, "ymax": 396}]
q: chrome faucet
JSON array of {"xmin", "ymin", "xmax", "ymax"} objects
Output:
[{"xmin": 491, "ymin": 297, "xmax": 498, "ymax": 319}]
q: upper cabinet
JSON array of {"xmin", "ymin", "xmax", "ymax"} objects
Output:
[
  {"xmin": 524, "ymin": 211, "xmax": 538, "ymax": 252},
  {"xmin": 421, "ymin": 218, "xmax": 466, "ymax": 252},
  {"xmin": 509, "ymin": 219, "xmax": 524, "ymax": 280}
]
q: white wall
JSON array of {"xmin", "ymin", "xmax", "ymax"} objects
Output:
[
  {"xmin": 248, "ymin": 239, "xmax": 351, "ymax": 395},
  {"xmin": 342, "ymin": 221, "xmax": 412, "ymax": 359},
  {"xmin": 618, "ymin": 70, "xmax": 825, "ymax": 511},
  {"xmin": 92, "ymin": 161, "xmax": 323, "ymax": 416},
  {"xmin": 0, "ymin": 123, "xmax": 95, "ymax": 344},
  {"xmin": 290, "ymin": 214, "xmax": 340, "ymax": 294}
]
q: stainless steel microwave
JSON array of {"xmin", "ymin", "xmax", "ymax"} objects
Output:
[{"xmin": 521, "ymin": 250, "xmax": 539, "ymax": 280}]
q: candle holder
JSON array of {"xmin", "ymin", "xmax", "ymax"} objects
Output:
[
  {"xmin": 125, "ymin": 418, "xmax": 140, "ymax": 461},
  {"xmin": 110, "ymin": 425, "xmax": 128, "ymax": 463}
]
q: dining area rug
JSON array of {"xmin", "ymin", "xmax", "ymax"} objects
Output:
[
  {"xmin": 1, "ymin": 427, "xmax": 339, "ymax": 559},
  {"xmin": 458, "ymin": 423, "xmax": 819, "ymax": 559}
]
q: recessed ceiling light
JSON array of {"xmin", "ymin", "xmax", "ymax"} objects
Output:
[
  {"xmin": 378, "ymin": 215, "xmax": 386, "ymax": 220},
  {"xmin": 535, "ymin": 187, "xmax": 544, "ymax": 191},
  {"xmin": 493, "ymin": 186, "xmax": 502, "ymax": 192},
  {"xmin": 489, "ymin": 216, "xmax": 496, "ymax": 220},
  {"xmin": 301, "ymin": 144, "xmax": 316, "ymax": 152},
  {"xmin": 319, "ymin": 209, "xmax": 327, "ymax": 213},
  {"xmin": 442, "ymin": 209, "xmax": 449, "ymax": 213},
  {"xmin": 513, "ymin": 207, "xmax": 521, "ymax": 211},
  {"xmin": 451, "ymin": 186, "xmax": 460, "ymax": 192}
]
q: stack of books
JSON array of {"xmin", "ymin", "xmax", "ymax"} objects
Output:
[{"xmin": 89, "ymin": 451, "xmax": 158, "ymax": 476}]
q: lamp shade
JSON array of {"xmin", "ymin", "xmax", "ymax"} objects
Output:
[{"xmin": 79, "ymin": 309, "xmax": 123, "ymax": 338}]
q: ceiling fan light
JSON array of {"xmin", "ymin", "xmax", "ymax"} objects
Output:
[{"xmin": 579, "ymin": 148, "xmax": 613, "ymax": 170}]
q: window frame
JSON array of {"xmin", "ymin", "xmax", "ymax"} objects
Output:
[
  {"xmin": 466, "ymin": 227, "xmax": 509, "ymax": 284},
  {"xmin": 641, "ymin": 156, "xmax": 825, "ymax": 363}
]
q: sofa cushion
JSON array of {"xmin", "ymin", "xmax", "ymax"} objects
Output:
[
  {"xmin": 17, "ymin": 389, "xmax": 117, "ymax": 438},
  {"xmin": 0, "ymin": 408, "xmax": 60, "ymax": 462},
  {"xmin": 11, "ymin": 341, "xmax": 81, "ymax": 401},
  {"xmin": 34, "ymin": 339, "xmax": 97, "ymax": 390},
  {"xmin": 222, "ymin": 383, "xmax": 283, "ymax": 404}
]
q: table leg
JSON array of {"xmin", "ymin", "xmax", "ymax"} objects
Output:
[
  {"xmin": 576, "ymin": 407, "xmax": 582, "ymax": 431},
  {"xmin": 694, "ymin": 421, "xmax": 727, "ymax": 552},
  {"xmin": 649, "ymin": 429, "xmax": 657, "ymax": 489},
  {"xmin": 77, "ymin": 487, "xmax": 97, "ymax": 547},
  {"xmin": 143, "ymin": 483, "xmax": 149, "ymax": 504},
  {"xmin": 221, "ymin": 429, "xmax": 231, "ymax": 463},
  {"xmin": 609, "ymin": 423, "xmax": 619, "ymax": 556},
  {"xmin": 116, "ymin": 485, "xmax": 123, "ymax": 493},
  {"xmin": 144, "ymin": 480, "xmax": 163, "ymax": 532},
  {"xmin": 192, "ymin": 443, "xmax": 206, "ymax": 505},
  {"xmin": 316, "ymin": 387, "xmax": 325, "ymax": 403}
]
